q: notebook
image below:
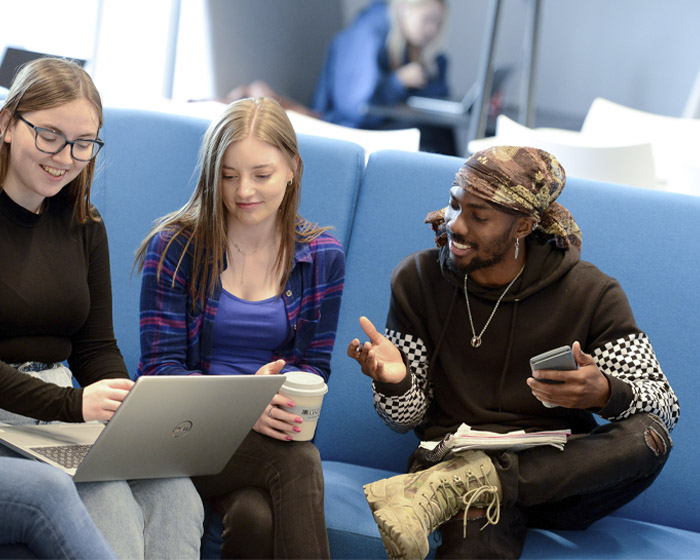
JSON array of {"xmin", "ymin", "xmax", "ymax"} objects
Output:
[{"xmin": 0, "ymin": 374, "xmax": 284, "ymax": 482}]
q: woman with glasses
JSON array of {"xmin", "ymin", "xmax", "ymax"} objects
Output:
[
  {"xmin": 0, "ymin": 57, "xmax": 203, "ymax": 558},
  {"xmin": 135, "ymin": 97, "xmax": 345, "ymax": 559}
]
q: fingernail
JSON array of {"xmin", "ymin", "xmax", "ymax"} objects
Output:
[
  {"xmin": 287, "ymin": 400, "xmax": 295, "ymax": 407},
  {"xmin": 295, "ymin": 417, "xmax": 303, "ymax": 423},
  {"xmin": 294, "ymin": 426, "xmax": 301, "ymax": 432},
  {"xmin": 286, "ymin": 435, "xmax": 293, "ymax": 441}
]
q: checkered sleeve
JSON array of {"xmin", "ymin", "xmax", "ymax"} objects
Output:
[
  {"xmin": 592, "ymin": 333, "xmax": 679, "ymax": 431},
  {"xmin": 371, "ymin": 329, "xmax": 433, "ymax": 433}
]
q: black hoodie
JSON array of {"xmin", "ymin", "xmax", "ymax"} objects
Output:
[{"xmin": 372, "ymin": 237, "xmax": 679, "ymax": 441}]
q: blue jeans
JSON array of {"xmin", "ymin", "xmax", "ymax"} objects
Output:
[
  {"xmin": 76, "ymin": 478, "xmax": 203, "ymax": 559},
  {"xmin": 0, "ymin": 364, "xmax": 204, "ymax": 559},
  {"xmin": 0, "ymin": 457, "xmax": 116, "ymax": 558}
]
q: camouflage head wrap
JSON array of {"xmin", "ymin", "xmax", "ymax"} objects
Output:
[{"xmin": 425, "ymin": 145, "xmax": 582, "ymax": 250}]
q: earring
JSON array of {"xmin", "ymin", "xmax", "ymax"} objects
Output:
[{"xmin": 514, "ymin": 238, "xmax": 520, "ymax": 260}]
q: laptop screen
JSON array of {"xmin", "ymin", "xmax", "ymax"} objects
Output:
[{"xmin": 0, "ymin": 47, "xmax": 87, "ymax": 89}]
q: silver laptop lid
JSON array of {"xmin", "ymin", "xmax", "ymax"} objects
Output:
[{"xmin": 0, "ymin": 374, "xmax": 284, "ymax": 482}]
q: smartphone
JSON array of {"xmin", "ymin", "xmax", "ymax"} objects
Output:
[
  {"xmin": 529, "ymin": 345, "xmax": 578, "ymax": 384},
  {"xmin": 529, "ymin": 345, "xmax": 578, "ymax": 408}
]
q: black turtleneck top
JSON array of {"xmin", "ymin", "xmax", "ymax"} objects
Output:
[{"xmin": 0, "ymin": 189, "xmax": 128, "ymax": 422}]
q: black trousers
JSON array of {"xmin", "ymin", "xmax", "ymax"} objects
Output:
[{"xmin": 194, "ymin": 430, "xmax": 330, "ymax": 559}]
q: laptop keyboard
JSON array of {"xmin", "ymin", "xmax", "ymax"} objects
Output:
[{"xmin": 31, "ymin": 444, "xmax": 93, "ymax": 469}]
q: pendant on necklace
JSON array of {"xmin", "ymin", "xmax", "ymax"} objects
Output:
[{"xmin": 471, "ymin": 336, "xmax": 482, "ymax": 348}]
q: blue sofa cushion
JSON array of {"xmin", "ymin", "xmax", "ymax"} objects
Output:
[
  {"xmin": 324, "ymin": 460, "xmax": 700, "ymax": 559},
  {"xmin": 522, "ymin": 517, "xmax": 700, "ymax": 559}
]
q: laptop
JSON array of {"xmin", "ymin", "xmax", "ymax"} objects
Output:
[
  {"xmin": 363, "ymin": 67, "xmax": 512, "ymax": 128},
  {"xmin": 0, "ymin": 374, "xmax": 284, "ymax": 482},
  {"xmin": 0, "ymin": 47, "xmax": 87, "ymax": 89}
]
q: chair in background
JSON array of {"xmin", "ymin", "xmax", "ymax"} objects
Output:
[
  {"xmin": 682, "ymin": 64, "xmax": 700, "ymax": 119},
  {"xmin": 468, "ymin": 114, "xmax": 657, "ymax": 189},
  {"xmin": 582, "ymin": 97, "xmax": 700, "ymax": 195},
  {"xmin": 665, "ymin": 155, "xmax": 700, "ymax": 197},
  {"xmin": 286, "ymin": 110, "xmax": 420, "ymax": 161},
  {"xmin": 106, "ymin": 97, "xmax": 420, "ymax": 162}
]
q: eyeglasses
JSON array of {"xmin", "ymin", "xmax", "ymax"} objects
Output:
[{"xmin": 18, "ymin": 115, "xmax": 104, "ymax": 161}]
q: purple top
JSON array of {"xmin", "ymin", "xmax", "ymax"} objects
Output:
[
  {"xmin": 210, "ymin": 290, "xmax": 288, "ymax": 375},
  {"xmin": 137, "ymin": 229, "xmax": 345, "ymax": 382}
]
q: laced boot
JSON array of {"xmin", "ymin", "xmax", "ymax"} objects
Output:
[{"xmin": 363, "ymin": 450, "xmax": 501, "ymax": 560}]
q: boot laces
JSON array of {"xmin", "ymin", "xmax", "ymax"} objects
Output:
[
  {"xmin": 416, "ymin": 463, "xmax": 500, "ymax": 535},
  {"xmin": 417, "ymin": 475, "xmax": 469, "ymax": 532},
  {"xmin": 461, "ymin": 464, "xmax": 500, "ymax": 537}
]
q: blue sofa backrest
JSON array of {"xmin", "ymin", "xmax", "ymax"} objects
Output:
[
  {"xmin": 315, "ymin": 150, "xmax": 464, "ymax": 472},
  {"xmin": 559, "ymin": 179, "xmax": 700, "ymax": 533},
  {"xmin": 95, "ymin": 107, "xmax": 364, "ymax": 376},
  {"xmin": 94, "ymin": 108, "xmax": 209, "ymax": 376}
]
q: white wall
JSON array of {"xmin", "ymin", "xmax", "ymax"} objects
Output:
[
  {"xmin": 204, "ymin": 0, "xmax": 343, "ymax": 104},
  {"xmin": 533, "ymin": 0, "xmax": 700, "ymax": 118},
  {"xmin": 0, "ymin": 0, "xmax": 206, "ymax": 106},
  {"xmin": 0, "ymin": 1, "xmax": 98, "ymax": 74}
]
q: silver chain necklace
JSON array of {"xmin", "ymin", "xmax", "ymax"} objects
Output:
[
  {"xmin": 230, "ymin": 239, "xmax": 271, "ymax": 285},
  {"xmin": 463, "ymin": 265, "xmax": 525, "ymax": 348}
]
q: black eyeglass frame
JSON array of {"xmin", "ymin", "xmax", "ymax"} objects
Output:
[{"xmin": 17, "ymin": 115, "xmax": 104, "ymax": 161}]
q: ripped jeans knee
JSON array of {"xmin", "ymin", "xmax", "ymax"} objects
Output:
[{"xmin": 642, "ymin": 413, "xmax": 673, "ymax": 457}]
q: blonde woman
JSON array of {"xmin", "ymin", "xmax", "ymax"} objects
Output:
[
  {"xmin": 0, "ymin": 57, "xmax": 203, "ymax": 559},
  {"xmin": 136, "ymin": 97, "xmax": 345, "ymax": 558},
  {"xmin": 312, "ymin": 0, "xmax": 452, "ymax": 152},
  {"xmin": 227, "ymin": 0, "xmax": 452, "ymax": 154}
]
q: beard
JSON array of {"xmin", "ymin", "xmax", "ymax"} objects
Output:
[{"xmin": 446, "ymin": 232, "xmax": 513, "ymax": 276}]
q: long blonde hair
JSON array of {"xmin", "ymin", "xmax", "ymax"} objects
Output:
[
  {"xmin": 386, "ymin": 0, "xmax": 446, "ymax": 76},
  {"xmin": 135, "ymin": 97, "xmax": 330, "ymax": 306},
  {"xmin": 0, "ymin": 57, "xmax": 103, "ymax": 223}
]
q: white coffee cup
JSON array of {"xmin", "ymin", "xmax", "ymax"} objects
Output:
[{"xmin": 279, "ymin": 371, "xmax": 329, "ymax": 441}]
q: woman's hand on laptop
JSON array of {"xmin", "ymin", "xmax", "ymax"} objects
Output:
[{"xmin": 82, "ymin": 378, "xmax": 135, "ymax": 421}]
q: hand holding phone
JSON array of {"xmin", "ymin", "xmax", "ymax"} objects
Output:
[{"xmin": 529, "ymin": 345, "xmax": 578, "ymax": 407}]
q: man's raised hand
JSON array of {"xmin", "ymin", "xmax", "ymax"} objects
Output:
[{"xmin": 347, "ymin": 316, "xmax": 406, "ymax": 383}]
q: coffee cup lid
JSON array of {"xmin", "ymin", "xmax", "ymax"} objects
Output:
[{"xmin": 281, "ymin": 371, "xmax": 328, "ymax": 396}]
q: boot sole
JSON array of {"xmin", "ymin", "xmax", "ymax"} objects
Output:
[
  {"xmin": 363, "ymin": 478, "xmax": 391, "ymax": 512},
  {"xmin": 372, "ymin": 506, "xmax": 429, "ymax": 560},
  {"xmin": 364, "ymin": 482, "xmax": 426, "ymax": 559},
  {"xmin": 364, "ymin": 482, "xmax": 405, "ymax": 558}
]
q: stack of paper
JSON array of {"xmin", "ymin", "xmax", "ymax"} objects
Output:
[{"xmin": 420, "ymin": 424, "xmax": 571, "ymax": 454}]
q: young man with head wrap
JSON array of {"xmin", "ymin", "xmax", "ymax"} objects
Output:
[{"xmin": 347, "ymin": 146, "xmax": 678, "ymax": 559}]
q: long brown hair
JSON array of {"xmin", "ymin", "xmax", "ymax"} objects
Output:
[
  {"xmin": 135, "ymin": 97, "xmax": 330, "ymax": 306},
  {"xmin": 0, "ymin": 57, "xmax": 103, "ymax": 223},
  {"xmin": 386, "ymin": 0, "xmax": 447, "ymax": 75}
]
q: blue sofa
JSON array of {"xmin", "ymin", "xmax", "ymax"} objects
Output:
[
  {"xmin": 99, "ymin": 108, "xmax": 698, "ymax": 559},
  {"xmin": 2, "ymin": 104, "xmax": 699, "ymax": 558}
]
